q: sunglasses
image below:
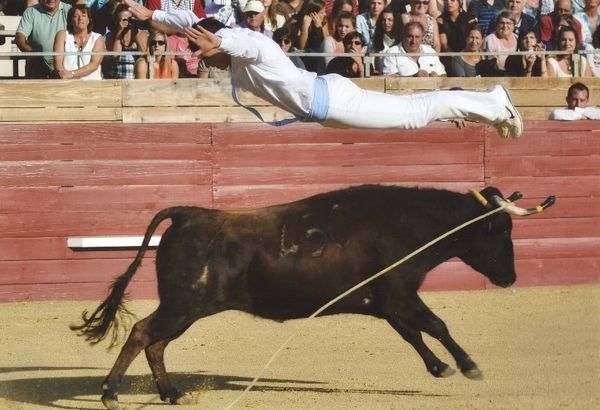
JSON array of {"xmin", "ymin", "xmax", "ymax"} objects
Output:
[
  {"xmin": 150, "ymin": 40, "xmax": 166, "ymax": 46},
  {"xmin": 348, "ymin": 40, "xmax": 363, "ymax": 46},
  {"xmin": 412, "ymin": 0, "xmax": 429, "ymax": 4},
  {"xmin": 279, "ymin": 38, "xmax": 291, "ymax": 45}
]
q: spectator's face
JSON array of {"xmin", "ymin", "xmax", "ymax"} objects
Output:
[
  {"xmin": 344, "ymin": 36, "xmax": 363, "ymax": 53},
  {"xmin": 340, "ymin": 3, "xmax": 353, "ymax": 13},
  {"xmin": 277, "ymin": 35, "xmax": 292, "ymax": 52},
  {"xmin": 41, "ymin": 0, "xmax": 60, "ymax": 13},
  {"xmin": 558, "ymin": 30, "xmax": 577, "ymax": 51},
  {"xmin": 244, "ymin": 11, "xmax": 265, "ymax": 31},
  {"xmin": 496, "ymin": 17, "xmax": 515, "ymax": 39},
  {"xmin": 203, "ymin": 49, "xmax": 232, "ymax": 69},
  {"xmin": 71, "ymin": 8, "xmax": 90, "ymax": 33},
  {"xmin": 584, "ymin": 0, "xmax": 599, "ymax": 9},
  {"xmin": 262, "ymin": 0, "xmax": 272, "ymax": 7},
  {"xmin": 402, "ymin": 25, "xmax": 423, "ymax": 53},
  {"xmin": 117, "ymin": 10, "xmax": 132, "ymax": 28},
  {"xmin": 443, "ymin": 0, "xmax": 461, "ymax": 14},
  {"xmin": 521, "ymin": 31, "xmax": 537, "ymax": 50},
  {"xmin": 369, "ymin": 0, "xmax": 385, "ymax": 16},
  {"xmin": 465, "ymin": 29, "xmax": 483, "ymax": 51},
  {"xmin": 567, "ymin": 89, "xmax": 589, "ymax": 109},
  {"xmin": 381, "ymin": 12, "xmax": 394, "ymax": 34},
  {"xmin": 336, "ymin": 18, "xmax": 355, "ymax": 39},
  {"xmin": 411, "ymin": 0, "xmax": 429, "ymax": 15},
  {"xmin": 555, "ymin": 0, "xmax": 572, "ymax": 15},
  {"xmin": 149, "ymin": 35, "xmax": 167, "ymax": 56},
  {"xmin": 507, "ymin": 0, "xmax": 524, "ymax": 14}
]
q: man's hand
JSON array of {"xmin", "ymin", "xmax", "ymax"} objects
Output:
[
  {"xmin": 184, "ymin": 25, "xmax": 222, "ymax": 57},
  {"xmin": 121, "ymin": 0, "xmax": 153, "ymax": 21}
]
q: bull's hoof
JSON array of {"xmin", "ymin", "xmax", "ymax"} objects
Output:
[
  {"xmin": 161, "ymin": 388, "xmax": 190, "ymax": 405},
  {"xmin": 430, "ymin": 363, "xmax": 456, "ymax": 378},
  {"xmin": 101, "ymin": 389, "xmax": 120, "ymax": 410},
  {"xmin": 462, "ymin": 366, "xmax": 484, "ymax": 380}
]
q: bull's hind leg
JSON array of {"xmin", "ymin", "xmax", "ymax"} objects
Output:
[
  {"xmin": 100, "ymin": 308, "xmax": 194, "ymax": 410},
  {"xmin": 384, "ymin": 294, "xmax": 482, "ymax": 380}
]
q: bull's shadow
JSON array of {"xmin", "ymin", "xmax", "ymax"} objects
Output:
[{"xmin": 0, "ymin": 366, "xmax": 446, "ymax": 409}]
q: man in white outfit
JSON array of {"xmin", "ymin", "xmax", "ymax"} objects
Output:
[
  {"xmin": 122, "ymin": 0, "xmax": 523, "ymax": 137},
  {"xmin": 549, "ymin": 82, "xmax": 600, "ymax": 121}
]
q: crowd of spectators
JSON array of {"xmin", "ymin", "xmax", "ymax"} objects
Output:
[{"xmin": 2, "ymin": 0, "xmax": 600, "ymax": 79}]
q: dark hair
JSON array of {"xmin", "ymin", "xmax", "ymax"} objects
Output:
[
  {"xmin": 66, "ymin": 5, "xmax": 93, "ymax": 34},
  {"xmin": 189, "ymin": 18, "xmax": 228, "ymax": 52},
  {"xmin": 273, "ymin": 26, "xmax": 293, "ymax": 44},
  {"xmin": 342, "ymin": 30, "xmax": 364, "ymax": 47},
  {"xmin": 371, "ymin": 7, "xmax": 400, "ymax": 52},
  {"xmin": 402, "ymin": 21, "xmax": 425, "ymax": 39},
  {"xmin": 331, "ymin": 0, "xmax": 354, "ymax": 18},
  {"xmin": 556, "ymin": 24, "xmax": 581, "ymax": 51},
  {"xmin": 593, "ymin": 25, "xmax": 600, "ymax": 49},
  {"xmin": 567, "ymin": 82, "xmax": 589, "ymax": 100},
  {"xmin": 516, "ymin": 28, "xmax": 540, "ymax": 51},
  {"xmin": 298, "ymin": 0, "xmax": 326, "ymax": 19}
]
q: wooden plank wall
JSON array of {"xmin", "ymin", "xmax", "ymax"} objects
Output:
[
  {"xmin": 1, "ymin": 78, "xmax": 599, "ymax": 123},
  {"xmin": 0, "ymin": 121, "xmax": 598, "ymax": 302}
]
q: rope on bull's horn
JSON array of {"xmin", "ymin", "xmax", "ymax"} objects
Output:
[{"xmin": 223, "ymin": 200, "xmax": 512, "ymax": 410}]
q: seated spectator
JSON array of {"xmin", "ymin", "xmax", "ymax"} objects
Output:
[
  {"xmin": 262, "ymin": 0, "xmax": 289, "ymax": 31},
  {"xmin": 452, "ymin": 24, "xmax": 484, "ymax": 76},
  {"xmin": 467, "ymin": 0, "xmax": 504, "ymax": 36},
  {"xmin": 549, "ymin": 82, "xmax": 600, "ymax": 119},
  {"xmin": 86, "ymin": 0, "xmax": 144, "ymax": 35},
  {"xmin": 291, "ymin": 0, "xmax": 329, "ymax": 72},
  {"xmin": 239, "ymin": 0, "xmax": 273, "ymax": 38},
  {"xmin": 585, "ymin": 26, "xmax": 600, "ymax": 76},
  {"xmin": 574, "ymin": 0, "xmax": 600, "ymax": 46},
  {"xmin": 438, "ymin": 0, "xmax": 474, "ymax": 54},
  {"xmin": 168, "ymin": 31, "xmax": 199, "ymax": 77},
  {"xmin": 480, "ymin": 10, "xmax": 518, "ymax": 76},
  {"xmin": 540, "ymin": 0, "xmax": 583, "ymax": 50},
  {"xmin": 281, "ymin": 0, "xmax": 304, "ymax": 16},
  {"xmin": 546, "ymin": 25, "xmax": 592, "ymax": 76},
  {"xmin": 146, "ymin": 0, "xmax": 206, "ymax": 19},
  {"xmin": 273, "ymin": 26, "xmax": 306, "ymax": 69},
  {"xmin": 488, "ymin": 0, "xmax": 539, "ymax": 38},
  {"xmin": 326, "ymin": 0, "xmax": 356, "ymax": 34},
  {"xmin": 545, "ymin": 13, "xmax": 580, "ymax": 51},
  {"xmin": 135, "ymin": 30, "xmax": 179, "ymax": 78},
  {"xmin": 325, "ymin": 30, "xmax": 368, "ymax": 76},
  {"xmin": 356, "ymin": 0, "xmax": 384, "ymax": 46},
  {"xmin": 401, "ymin": 0, "xmax": 441, "ymax": 52},
  {"xmin": 369, "ymin": 7, "xmax": 401, "ymax": 74},
  {"xmin": 16, "ymin": 0, "xmax": 71, "ymax": 78},
  {"xmin": 53, "ymin": 4, "xmax": 105, "ymax": 79},
  {"xmin": 382, "ymin": 21, "xmax": 446, "ymax": 76},
  {"xmin": 505, "ymin": 28, "xmax": 548, "ymax": 76},
  {"xmin": 105, "ymin": 4, "xmax": 148, "ymax": 79},
  {"xmin": 321, "ymin": 11, "xmax": 356, "ymax": 65}
]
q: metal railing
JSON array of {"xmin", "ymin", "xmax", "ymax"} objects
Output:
[{"xmin": 0, "ymin": 48, "xmax": 596, "ymax": 79}]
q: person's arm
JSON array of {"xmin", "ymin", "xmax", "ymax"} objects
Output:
[
  {"xmin": 576, "ymin": 106, "xmax": 600, "ymax": 120},
  {"xmin": 53, "ymin": 30, "xmax": 67, "ymax": 76},
  {"xmin": 298, "ymin": 14, "xmax": 312, "ymax": 49},
  {"xmin": 134, "ymin": 28, "xmax": 149, "ymax": 52},
  {"xmin": 432, "ymin": 20, "xmax": 441, "ymax": 53},
  {"xmin": 68, "ymin": 35, "xmax": 106, "ymax": 79},
  {"xmin": 123, "ymin": 0, "xmax": 200, "ymax": 32},
  {"xmin": 171, "ymin": 58, "xmax": 179, "ymax": 78},
  {"xmin": 134, "ymin": 57, "xmax": 148, "ymax": 78},
  {"xmin": 15, "ymin": 9, "xmax": 34, "ymax": 52},
  {"xmin": 548, "ymin": 108, "xmax": 584, "ymax": 121}
]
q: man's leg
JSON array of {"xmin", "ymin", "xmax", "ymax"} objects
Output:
[{"xmin": 321, "ymin": 75, "xmax": 522, "ymax": 138}]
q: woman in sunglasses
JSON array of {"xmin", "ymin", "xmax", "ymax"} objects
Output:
[
  {"xmin": 325, "ymin": 31, "xmax": 368, "ymax": 77},
  {"xmin": 121, "ymin": 1, "xmax": 524, "ymax": 138},
  {"xmin": 273, "ymin": 26, "xmax": 306, "ymax": 69},
  {"xmin": 134, "ymin": 30, "xmax": 179, "ymax": 79}
]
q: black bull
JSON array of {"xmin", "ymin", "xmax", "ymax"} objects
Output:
[{"xmin": 72, "ymin": 184, "xmax": 555, "ymax": 408}]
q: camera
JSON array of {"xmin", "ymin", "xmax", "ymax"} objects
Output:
[{"xmin": 127, "ymin": 17, "xmax": 148, "ymax": 30}]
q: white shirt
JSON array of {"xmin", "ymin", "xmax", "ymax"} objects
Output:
[
  {"xmin": 152, "ymin": 11, "xmax": 317, "ymax": 116},
  {"xmin": 549, "ymin": 106, "xmax": 600, "ymax": 120},
  {"xmin": 381, "ymin": 44, "xmax": 446, "ymax": 77}
]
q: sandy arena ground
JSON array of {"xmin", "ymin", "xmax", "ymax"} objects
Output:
[{"xmin": 0, "ymin": 284, "xmax": 598, "ymax": 410}]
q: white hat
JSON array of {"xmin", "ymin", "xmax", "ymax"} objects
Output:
[{"xmin": 243, "ymin": 0, "xmax": 264, "ymax": 13}]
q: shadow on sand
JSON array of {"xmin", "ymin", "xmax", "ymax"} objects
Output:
[{"xmin": 0, "ymin": 366, "xmax": 447, "ymax": 409}]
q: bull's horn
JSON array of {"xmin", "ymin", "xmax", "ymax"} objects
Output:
[{"xmin": 491, "ymin": 195, "xmax": 556, "ymax": 216}]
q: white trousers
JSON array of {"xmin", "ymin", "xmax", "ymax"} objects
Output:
[{"xmin": 320, "ymin": 74, "xmax": 506, "ymax": 129}]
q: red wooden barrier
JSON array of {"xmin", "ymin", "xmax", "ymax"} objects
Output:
[{"xmin": 0, "ymin": 121, "xmax": 598, "ymax": 302}]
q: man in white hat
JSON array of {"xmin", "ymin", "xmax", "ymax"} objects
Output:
[
  {"xmin": 239, "ymin": 0, "xmax": 272, "ymax": 38},
  {"xmin": 121, "ymin": 0, "xmax": 523, "ymax": 137}
]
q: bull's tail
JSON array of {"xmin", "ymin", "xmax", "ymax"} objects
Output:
[{"xmin": 70, "ymin": 207, "xmax": 184, "ymax": 348}]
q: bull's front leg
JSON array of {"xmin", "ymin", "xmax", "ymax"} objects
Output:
[{"xmin": 383, "ymin": 295, "xmax": 483, "ymax": 380}]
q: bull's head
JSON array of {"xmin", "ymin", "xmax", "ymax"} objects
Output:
[{"xmin": 458, "ymin": 188, "xmax": 555, "ymax": 288}]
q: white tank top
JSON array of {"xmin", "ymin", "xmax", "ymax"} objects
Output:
[{"xmin": 63, "ymin": 32, "xmax": 103, "ymax": 80}]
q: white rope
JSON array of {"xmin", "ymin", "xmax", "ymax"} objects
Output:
[{"xmin": 224, "ymin": 201, "xmax": 510, "ymax": 409}]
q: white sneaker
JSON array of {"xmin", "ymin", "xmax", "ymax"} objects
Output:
[{"xmin": 492, "ymin": 85, "xmax": 523, "ymax": 139}]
